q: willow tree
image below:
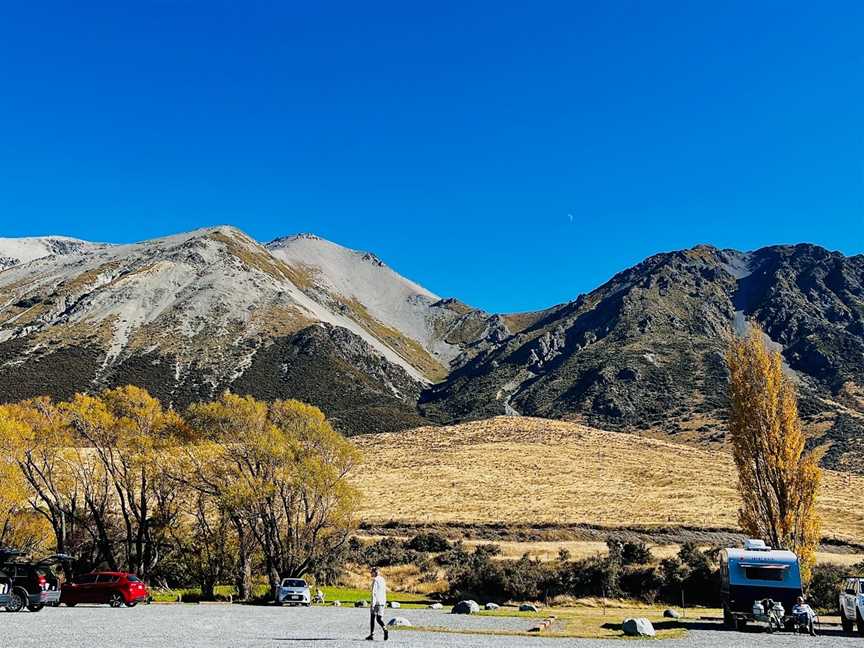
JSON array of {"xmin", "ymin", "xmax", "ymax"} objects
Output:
[
  {"xmin": 185, "ymin": 393, "xmax": 360, "ymax": 594},
  {"xmin": 0, "ymin": 408, "xmax": 52, "ymax": 553},
  {"xmin": 0, "ymin": 398, "xmax": 84, "ymax": 557},
  {"xmin": 63, "ymin": 387, "xmax": 183, "ymax": 576},
  {"xmin": 726, "ymin": 326, "xmax": 821, "ymax": 581}
]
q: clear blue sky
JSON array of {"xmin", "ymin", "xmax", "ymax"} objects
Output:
[{"xmin": 1, "ymin": 2, "xmax": 862, "ymax": 312}]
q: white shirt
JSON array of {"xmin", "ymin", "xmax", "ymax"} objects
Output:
[{"xmin": 371, "ymin": 575, "xmax": 387, "ymax": 607}]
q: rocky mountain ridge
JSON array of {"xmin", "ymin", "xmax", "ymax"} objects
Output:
[
  {"xmin": 0, "ymin": 226, "xmax": 502, "ymax": 432},
  {"xmin": 0, "ymin": 228, "xmax": 862, "ymax": 471}
]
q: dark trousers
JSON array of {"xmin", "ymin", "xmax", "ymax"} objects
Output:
[{"xmin": 370, "ymin": 604, "xmax": 386, "ymax": 636}]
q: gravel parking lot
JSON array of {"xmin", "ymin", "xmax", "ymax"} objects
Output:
[{"xmin": 1, "ymin": 604, "xmax": 858, "ymax": 647}]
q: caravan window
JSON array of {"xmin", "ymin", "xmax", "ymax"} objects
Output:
[{"xmin": 744, "ymin": 566, "xmax": 784, "ymax": 581}]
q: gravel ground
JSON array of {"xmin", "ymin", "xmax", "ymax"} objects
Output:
[{"xmin": 1, "ymin": 604, "xmax": 858, "ymax": 647}]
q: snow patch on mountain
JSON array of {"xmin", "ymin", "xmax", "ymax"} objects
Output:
[{"xmin": 0, "ymin": 236, "xmax": 95, "ymax": 270}]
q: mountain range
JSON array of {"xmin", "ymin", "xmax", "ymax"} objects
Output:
[{"xmin": 0, "ymin": 226, "xmax": 862, "ymax": 472}]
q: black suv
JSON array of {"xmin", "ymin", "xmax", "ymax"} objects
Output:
[{"xmin": 0, "ymin": 550, "xmax": 69, "ymax": 612}]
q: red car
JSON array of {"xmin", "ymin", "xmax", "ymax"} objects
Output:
[{"xmin": 61, "ymin": 572, "xmax": 150, "ymax": 608}]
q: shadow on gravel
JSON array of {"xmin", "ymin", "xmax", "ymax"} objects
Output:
[
  {"xmin": 269, "ymin": 638, "xmax": 343, "ymax": 642},
  {"xmin": 680, "ymin": 619, "xmax": 851, "ymax": 639}
]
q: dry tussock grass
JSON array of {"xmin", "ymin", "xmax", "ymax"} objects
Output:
[{"xmin": 351, "ymin": 417, "xmax": 864, "ymax": 542}]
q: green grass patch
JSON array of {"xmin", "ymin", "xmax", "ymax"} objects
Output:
[
  {"xmin": 320, "ymin": 586, "xmax": 433, "ymax": 608},
  {"xmin": 150, "ymin": 584, "xmax": 270, "ymax": 603},
  {"xmin": 396, "ymin": 604, "xmax": 699, "ymax": 640}
]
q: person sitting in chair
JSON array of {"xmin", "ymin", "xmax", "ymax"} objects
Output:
[{"xmin": 792, "ymin": 596, "xmax": 817, "ymax": 636}]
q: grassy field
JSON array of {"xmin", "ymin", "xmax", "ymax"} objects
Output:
[
  {"xmin": 398, "ymin": 602, "xmax": 696, "ymax": 640},
  {"xmin": 351, "ymin": 416, "xmax": 864, "ymax": 543}
]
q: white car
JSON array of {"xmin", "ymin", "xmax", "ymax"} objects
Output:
[
  {"xmin": 276, "ymin": 578, "xmax": 311, "ymax": 607},
  {"xmin": 839, "ymin": 577, "xmax": 864, "ymax": 635}
]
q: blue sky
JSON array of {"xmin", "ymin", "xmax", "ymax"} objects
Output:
[{"xmin": 1, "ymin": 2, "xmax": 862, "ymax": 312}]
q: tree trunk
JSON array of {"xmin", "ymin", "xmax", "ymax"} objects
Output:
[
  {"xmin": 231, "ymin": 517, "xmax": 253, "ymax": 600},
  {"xmin": 201, "ymin": 579, "xmax": 216, "ymax": 601}
]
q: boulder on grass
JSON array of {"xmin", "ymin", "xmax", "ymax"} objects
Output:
[
  {"xmin": 485, "ymin": 602, "xmax": 500, "ymax": 610},
  {"xmin": 354, "ymin": 600, "xmax": 368, "ymax": 608},
  {"xmin": 451, "ymin": 600, "xmax": 480, "ymax": 615},
  {"xmin": 428, "ymin": 603, "xmax": 443, "ymax": 610},
  {"xmin": 519, "ymin": 603, "xmax": 539, "ymax": 612},
  {"xmin": 388, "ymin": 617, "xmax": 412, "ymax": 627},
  {"xmin": 622, "ymin": 618, "xmax": 656, "ymax": 637},
  {"xmin": 389, "ymin": 601, "xmax": 401, "ymax": 609},
  {"xmin": 663, "ymin": 609, "xmax": 680, "ymax": 619}
]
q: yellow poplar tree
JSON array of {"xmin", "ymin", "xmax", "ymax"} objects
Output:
[{"xmin": 726, "ymin": 325, "xmax": 821, "ymax": 581}]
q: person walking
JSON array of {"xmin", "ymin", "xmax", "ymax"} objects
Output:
[{"xmin": 366, "ymin": 567, "xmax": 388, "ymax": 641}]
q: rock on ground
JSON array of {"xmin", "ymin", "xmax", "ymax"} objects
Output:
[
  {"xmin": 387, "ymin": 617, "xmax": 412, "ymax": 627},
  {"xmin": 622, "ymin": 617, "xmax": 656, "ymax": 637},
  {"xmin": 452, "ymin": 600, "xmax": 481, "ymax": 614}
]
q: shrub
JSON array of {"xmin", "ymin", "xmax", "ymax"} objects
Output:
[
  {"xmin": 434, "ymin": 540, "xmax": 470, "ymax": 567},
  {"xmin": 446, "ymin": 546, "xmax": 506, "ymax": 602},
  {"xmin": 405, "ymin": 532, "xmax": 451, "ymax": 553},
  {"xmin": 660, "ymin": 542, "xmax": 719, "ymax": 606},
  {"xmin": 620, "ymin": 566, "xmax": 663, "ymax": 602},
  {"xmin": 621, "ymin": 540, "xmax": 653, "ymax": 565},
  {"xmin": 807, "ymin": 563, "xmax": 846, "ymax": 614},
  {"xmin": 445, "ymin": 545, "xmax": 547, "ymax": 603},
  {"xmin": 351, "ymin": 537, "xmax": 419, "ymax": 567},
  {"xmin": 552, "ymin": 556, "xmax": 608, "ymax": 599},
  {"xmin": 500, "ymin": 555, "xmax": 546, "ymax": 601}
]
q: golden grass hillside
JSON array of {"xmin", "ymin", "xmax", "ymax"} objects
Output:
[{"xmin": 350, "ymin": 417, "xmax": 864, "ymax": 542}]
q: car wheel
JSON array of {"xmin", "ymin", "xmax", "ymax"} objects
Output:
[
  {"xmin": 65, "ymin": 602, "xmax": 77, "ymax": 608},
  {"xmin": 5, "ymin": 589, "xmax": 25, "ymax": 613},
  {"xmin": 856, "ymin": 610, "xmax": 864, "ymax": 636},
  {"xmin": 26, "ymin": 604, "xmax": 44, "ymax": 612},
  {"xmin": 108, "ymin": 593, "xmax": 125, "ymax": 608},
  {"xmin": 723, "ymin": 606, "xmax": 735, "ymax": 629},
  {"xmin": 126, "ymin": 601, "xmax": 137, "ymax": 608}
]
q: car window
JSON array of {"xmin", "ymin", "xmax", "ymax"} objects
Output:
[
  {"xmin": 283, "ymin": 579, "xmax": 307, "ymax": 588},
  {"xmin": 126, "ymin": 574, "xmax": 140, "ymax": 582},
  {"xmin": 76, "ymin": 574, "xmax": 97, "ymax": 584}
]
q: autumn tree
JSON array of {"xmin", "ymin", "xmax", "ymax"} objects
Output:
[
  {"xmin": 167, "ymin": 491, "xmax": 237, "ymax": 600},
  {"xmin": 63, "ymin": 386, "xmax": 184, "ymax": 577},
  {"xmin": 0, "ymin": 409, "xmax": 52, "ymax": 553},
  {"xmin": 726, "ymin": 325, "xmax": 821, "ymax": 580},
  {"xmin": 0, "ymin": 398, "xmax": 85, "ymax": 558},
  {"xmin": 185, "ymin": 393, "xmax": 360, "ymax": 594}
]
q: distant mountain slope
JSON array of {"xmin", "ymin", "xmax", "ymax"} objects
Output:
[
  {"xmin": 421, "ymin": 244, "xmax": 864, "ymax": 473},
  {"xmin": 1, "ymin": 227, "xmax": 862, "ymax": 469},
  {"xmin": 266, "ymin": 234, "xmax": 505, "ymax": 381},
  {"xmin": 0, "ymin": 227, "xmax": 440, "ymax": 432}
]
